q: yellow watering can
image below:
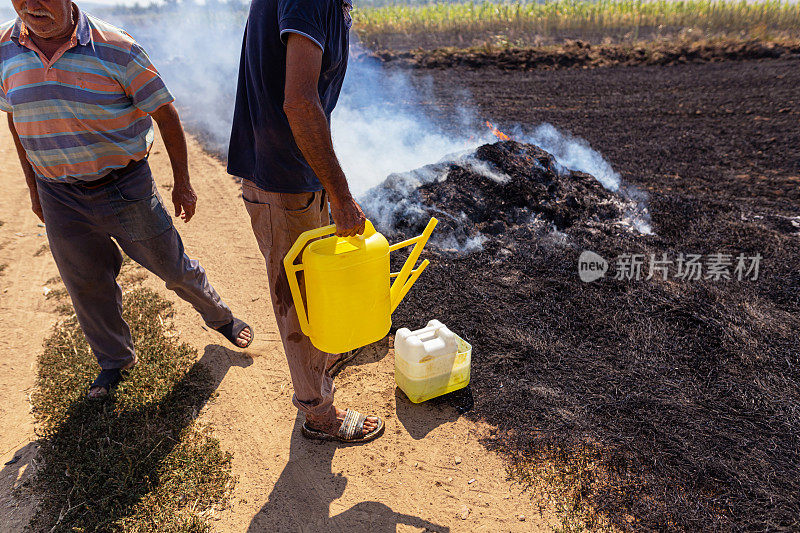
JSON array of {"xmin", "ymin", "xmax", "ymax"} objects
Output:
[{"xmin": 283, "ymin": 218, "xmax": 438, "ymax": 354}]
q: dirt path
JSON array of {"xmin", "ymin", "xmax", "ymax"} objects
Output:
[
  {"xmin": 0, "ymin": 124, "xmax": 552, "ymax": 532},
  {"xmin": 0, "ymin": 126, "xmax": 58, "ymax": 529}
]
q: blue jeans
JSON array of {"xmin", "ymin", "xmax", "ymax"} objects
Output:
[{"xmin": 37, "ymin": 160, "xmax": 233, "ymax": 370}]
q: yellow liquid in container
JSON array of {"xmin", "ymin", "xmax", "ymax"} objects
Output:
[{"xmin": 395, "ymin": 336, "xmax": 472, "ymax": 403}]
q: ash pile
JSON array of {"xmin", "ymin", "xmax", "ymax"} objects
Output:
[{"xmin": 362, "ymin": 140, "xmax": 651, "ymax": 253}]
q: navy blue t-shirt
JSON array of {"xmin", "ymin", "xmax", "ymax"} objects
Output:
[{"xmin": 227, "ymin": 0, "xmax": 351, "ymax": 192}]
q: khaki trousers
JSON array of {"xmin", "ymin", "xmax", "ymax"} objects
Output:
[{"xmin": 241, "ymin": 179, "xmax": 335, "ymax": 419}]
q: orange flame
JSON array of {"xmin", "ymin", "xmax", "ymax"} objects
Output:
[{"xmin": 485, "ymin": 121, "xmax": 511, "ymax": 141}]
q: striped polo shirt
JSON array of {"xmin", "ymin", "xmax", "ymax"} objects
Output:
[{"xmin": 0, "ymin": 7, "xmax": 174, "ymax": 182}]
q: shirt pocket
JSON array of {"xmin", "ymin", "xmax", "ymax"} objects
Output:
[{"xmin": 71, "ymin": 73, "xmax": 126, "ymax": 118}]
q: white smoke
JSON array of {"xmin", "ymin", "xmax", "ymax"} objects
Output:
[
  {"xmin": 517, "ymin": 123, "xmax": 622, "ymax": 191},
  {"xmin": 331, "ymin": 57, "xmax": 477, "ymax": 194},
  {"xmin": 113, "ymin": 5, "xmax": 246, "ymax": 156},
  {"xmin": 98, "ymin": 4, "xmax": 650, "ymax": 242}
]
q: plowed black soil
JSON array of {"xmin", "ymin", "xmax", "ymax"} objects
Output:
[
  {"xmin": 398, "ymin": 58, "xmax": 800, "ymax": 211},
  {"xmin": 369, "ymin": 38, "xmax": 800, "ymax": 71},
  {"xmin": 383, "ymin": 59, "xmax": 800, "ymax": 531}
]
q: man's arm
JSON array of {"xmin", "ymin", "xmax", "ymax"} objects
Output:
[
  {"xmin": 150, "ymin": 103, "xmax": 197, "ymax": 223},
  {"xmin": 283, "ymin": 33, "xmax": 365, "ymax": 238},
  {"xmin": 7, "ymin": 113, "xmax": 43, "ymax": 222}
]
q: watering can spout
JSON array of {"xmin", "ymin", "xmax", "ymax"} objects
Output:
[{"xmin": 389, "ymin": 217, "xmax": 439, "ymax": 313}]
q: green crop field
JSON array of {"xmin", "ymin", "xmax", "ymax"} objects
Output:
[{"xmin": 352, "ymin": 0, "xmax": 800, "ymax": 50}]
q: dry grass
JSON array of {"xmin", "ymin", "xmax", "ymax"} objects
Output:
[{"xmin": 26, "ymin": 273, "xmax": 235, "ymax": 532}]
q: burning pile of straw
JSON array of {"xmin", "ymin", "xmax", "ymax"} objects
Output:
[{"xmin": 364, "ymin": 140, "xmax": 651, "ymax": 253}]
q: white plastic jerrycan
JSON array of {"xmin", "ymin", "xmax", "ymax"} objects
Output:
[
  {"xmin": 395, "ymin": 320, "xmax": 458, "ymax": 363},
  {"xmin": 394, "ymin": 320, "xmax": 472, "ymax": 403}
]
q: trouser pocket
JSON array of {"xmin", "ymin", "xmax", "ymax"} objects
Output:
[
  {"xmin": 110, "ymin": 161, "xmax": 173, "ymax": 242},
  {"xmin": 242, "ymin": 181, "xmax": 273, "ymax": 251},
  {"xmin": 282, "ymin": 190, "xmax": 328, "ymax": 243}
]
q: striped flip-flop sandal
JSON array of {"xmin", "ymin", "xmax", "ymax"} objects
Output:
[{"xmin": 301, "ymin": 409, "xmax": 385, "ymax": 444}]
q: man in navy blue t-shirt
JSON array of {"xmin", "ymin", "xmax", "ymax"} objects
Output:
[{"xmin": 229, "ymin": 0, "xmax": 384, "ymax": 443}]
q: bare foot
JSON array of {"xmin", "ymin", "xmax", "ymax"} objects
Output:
[
  {"xmin": 306, "ymin": 406, "xmax": 379, "ymax": 437},
  {"xmin": 236, "ymin": 326, "xmax": 252, "ymax": 348},
  {"xmin": 214, "ymin": 319, "xmax": 253, "ymax": 348},
  {"xmin": 88, "ymin": 386, "xmax": 106, "ymax": 399},
  {"xmin": 88, "ymin": 385, "xmax": 108, "ymax": 399}
]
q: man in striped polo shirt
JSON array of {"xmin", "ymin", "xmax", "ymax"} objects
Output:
[{"xmin": 1, "ymin": 0, "xmax": 253, "ymax": 397}]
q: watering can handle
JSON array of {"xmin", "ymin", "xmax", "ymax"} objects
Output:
[
  {"xmin": 283, "ymin": 224, "xmax": 337, "ymax": 336},
  {"xmin": 282, "ymin": 223, "xmax": 371, "ymax": 336}
]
